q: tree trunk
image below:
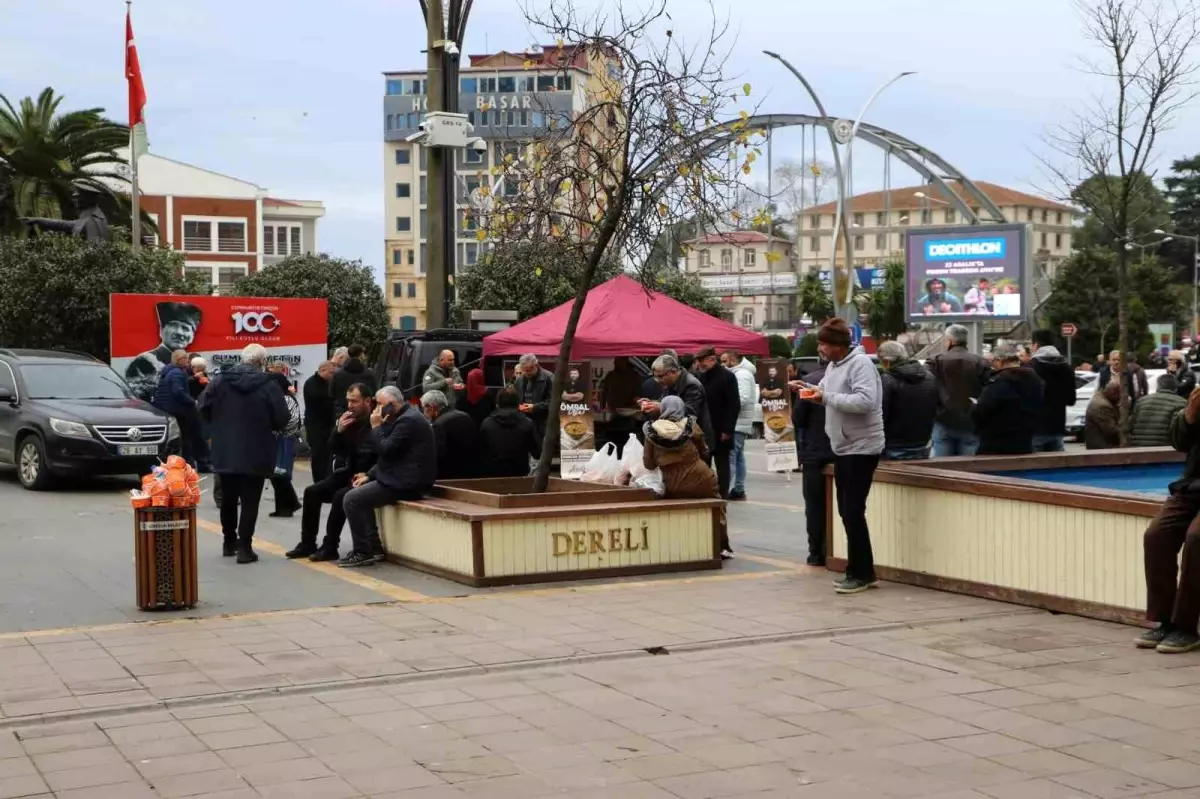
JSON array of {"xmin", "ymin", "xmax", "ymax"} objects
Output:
[{"xmin": 1116, "ymin": 248, "xmax": 1130, "ymax": 446}]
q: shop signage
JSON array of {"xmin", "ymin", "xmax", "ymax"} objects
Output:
[{"xmin": 552, "ymin": 524, "xmax": 650, "ymax": 556}]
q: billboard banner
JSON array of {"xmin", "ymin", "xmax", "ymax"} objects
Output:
[
  {"xmin": 110, "ymin": 294, "xmax": 329, "ymax": 414},
  {"xmin": 904, "ymin": 224, "xmax": 1029, "ymax": 324},
  {"xmin": 1149, "ymin": 323, "xmax": 1175, "ymax": 357},
  {"xmin": 756, "ymin": 358, "xmax": 798, "ymax": 472},
  {"xmin": 558, "ymin": 361, "xmax": 594, "ymax": 479}
]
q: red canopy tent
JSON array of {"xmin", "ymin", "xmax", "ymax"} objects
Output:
[{"xmin": 482, "ymin": 274, "xmax": 769, "ymax": 359}]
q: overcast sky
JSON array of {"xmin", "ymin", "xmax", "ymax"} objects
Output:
[{"xmin": 6, "ymin": 0, "xmax": 1200, "ymax": 279}]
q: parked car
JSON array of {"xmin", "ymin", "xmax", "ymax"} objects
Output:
[
  {"xmin": 1065, "ymin": 371, "xmax": 1099, "ymax": 441},
  {"xmin": 0, "ymin": 349, "xmax": 180, "ymax": 490},
  {"xmin": 373, "ymin": 329, "xmax": 504, "ymax": 401}
]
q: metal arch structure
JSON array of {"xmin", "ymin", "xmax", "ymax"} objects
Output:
[{"xmin": 639, "ymin": 113, "xmax": 1007, "ymax": 226}]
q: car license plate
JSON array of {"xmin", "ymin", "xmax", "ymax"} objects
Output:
[{"xmin": 118, "ymin": 445, "xmax": 159, "ymax": 456}]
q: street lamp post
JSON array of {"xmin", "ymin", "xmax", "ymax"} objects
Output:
[{"xmin": 1155, "ymin": 228, "xmax": 1200, "ymax": 339}]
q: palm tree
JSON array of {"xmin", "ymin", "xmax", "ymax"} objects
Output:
[
  {"xmin": 860, "ymin": 260, "xmax": 907, "ymax": 341},
  {"xmin": 0, "ymin": 88, "xmax": 133, "ymax": 234}
]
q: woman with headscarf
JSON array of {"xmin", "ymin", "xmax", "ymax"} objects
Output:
[
  {"xmin": 456, "ymin": 368, "xmax": 494, "ymax": 429},
  {"xmin": 642, "ymin": 395, "xmax": 731, "ymax": 557},
  {"xmin": 267, "ymin": 365, "xmax": 302, "ymax": 517}
]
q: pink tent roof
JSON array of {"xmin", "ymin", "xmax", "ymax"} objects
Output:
[{"xmin": 482, "ymin": 274, "xmax": 769, "ymax": 359}]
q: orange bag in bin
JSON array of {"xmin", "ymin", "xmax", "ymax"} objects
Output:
[{"xmin": 165, "ymin": 455, "xmax": 187, "ymax": 471}]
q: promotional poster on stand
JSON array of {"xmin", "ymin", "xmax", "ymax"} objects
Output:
[
  {"xmin": 110, "ymin": 294, "xmax": 329, "ymax": 415},
  {"xmin": 756, "ymin": 358, "xmax": 797, "ymax": 472},
  {"xmin": 904, "ymin": 224, "xmax": 1030, "ymax": 325},
  {"xmin": 558, "ymin": 361, "xmax": 594, "ymax": 479}
]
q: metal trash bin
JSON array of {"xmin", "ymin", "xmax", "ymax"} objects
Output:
[{"xmin": 134, "ymin": 507, "xmax": 198, "ymax": 611}]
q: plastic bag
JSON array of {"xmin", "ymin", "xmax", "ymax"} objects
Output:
[
  {"xmin": 581, "ymin": 442, "xmax": 621, "ymax": 484},
  {"xmin": 634, "ymin": 468, "xmax": 666, "ymax": 497},
  {"xmin": 622, "ymin": 434, "xmax": 648, "ymax": 481}
]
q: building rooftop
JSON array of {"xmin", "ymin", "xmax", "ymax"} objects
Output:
[
  {"xmin": 385, "ymin": 42, "xmax": 610, "ymax": 76},
  {"xmin": 684, "ymin": 231, "xmax": 793, "ymax": 246},
  {"xmin": 805, "ymin": 181, "xmax": 1078, "ymax": 215}
]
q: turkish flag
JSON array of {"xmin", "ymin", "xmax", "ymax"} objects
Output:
[{"xmin": 126, "ymin": 9, "xmax": 146, "ymax": 127}]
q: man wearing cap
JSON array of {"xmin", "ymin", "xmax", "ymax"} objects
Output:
[{"xmin": 126, "ymin": 301, "xmax": 203, "ymax": 401}]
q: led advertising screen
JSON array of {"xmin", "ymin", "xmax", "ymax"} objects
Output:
[{"xmin": 904, "ymin": 224, "xmax": 1029, "ymax": 324}]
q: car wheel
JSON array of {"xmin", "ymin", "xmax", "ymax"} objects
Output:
[{"xmin": 16, "ymin": 436, "xmax": 52, "ymax": 491}]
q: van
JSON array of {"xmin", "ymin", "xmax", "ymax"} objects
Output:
[{"xmin": 373, "ymin": 329, "xmax": 507, "ymax": 401}]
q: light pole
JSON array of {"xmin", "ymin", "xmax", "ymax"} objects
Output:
[{"xmin": 1155, "ymin": 228, "xmax": 1200, "ymax": 339}]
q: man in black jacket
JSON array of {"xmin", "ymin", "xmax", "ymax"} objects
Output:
[
  {"xmin": 303, "ymin": 360, "xmax": 336, "ymax": 481},
  {"xmin": 694, "ymin": 346, "xmax": 740, "ymax": 498},
  {"xmin": 287, "ymin": 382, "xmax": 377, "ymax": 561},
  {"xmin": 643, "ymin": 353, "xmax": 713, "ymax": 449},
  {"xmin": 480, "ymin": 388, "xmax": 541, "ymax": 477},
  {"xmin": 878, "ymin": 342, "xmax": 937, "ymax": 460},
  {"xmin": 1169, "ymin": 350, "xmax": 1197, "ymax": 399},
  {"xmin": 971, "ymin": 344, "xmax": 1045, "ymax": 455},
  {"xmin": 421, "ymin": 389, "xmax": 479, "ymax": 480},
  {"xmin": 1028, "ymin": 329, "xmax": 1078, "ymax": 452},
  {"xmin": 514, "ymin": 354, "xmax": 554, "ymax": 437},
  {"xmin": 928, "ymin": 324, "xmax": 991, "ymax": 456},
  {"xmin": 339, "ymin": 386, "xmax": 436, "ymax": 568},
  {"xmin": 330, "ymin": 344, "xmax": 378, "ymax": 416},
  {"xmin": 793, "ymin": 362, "xmax": 834, "ymax": 566},
  {"xmin": 198, "ymin": 343, "xmax": 289, "ymax": 563}
]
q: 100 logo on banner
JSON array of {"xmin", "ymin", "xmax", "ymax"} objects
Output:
[{"xmin": 231, "ymin": 311, "xmax": 280, "ymax": 335}]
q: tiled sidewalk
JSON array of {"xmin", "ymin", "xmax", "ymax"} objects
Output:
[{"xmin": 5, "ymin": 571, "xmax": 1200, "ymax": 797}]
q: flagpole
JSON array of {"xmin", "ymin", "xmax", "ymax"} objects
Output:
[{"xmin": 127, "ymin": 0, "xmax": 141, "ymax": 253}]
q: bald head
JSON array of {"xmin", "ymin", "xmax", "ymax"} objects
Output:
[{"xmin": 437, "ymin": 350, "xmax": 456, "ymax": 370}]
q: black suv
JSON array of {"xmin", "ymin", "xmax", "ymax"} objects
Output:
[
  {"xmin": 0, "ymin": 349, "xmax": 180, "ymax": 490},
  {"xmin": 374, "ymin": 329, "xmax": 504, "ymax": 400}
]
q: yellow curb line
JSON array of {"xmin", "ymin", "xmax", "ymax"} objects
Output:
[{"xmin": 194, "ymin": 518, "xmax": 429, "ymax": 603}]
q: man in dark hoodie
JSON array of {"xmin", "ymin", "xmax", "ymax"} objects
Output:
[
  {"xmin": 198, "ymin": 343, "xmax": 290, "ymax": 563},
  {"xmin": 928, "ymin": 324, "xmax": 991, "ymax": 456},
  {"xmin": 1140, "ymin": 384, "xmax": 1200, "ymax": 653},
  {"xmin": 694, "ymin": 346, "xmax": 740, "ymax": 498},
  {"xmin": 1028, "ymin": 329, "xmax": 1077, "ymax": 453},
  {"xmin": 339, "ymin": 386, "xmax": 436, "ymax": 568},
  {"xmin": 330, "ymin": 344, "xmax": 377, "ymax": 417},
  {"xmin": 480, "ymin": 388, "xmax": 541, "ymax": 477},
  {"xmin": 878, "ymin": 341, "xmax": 937, "ymax": 460},
  {"xmin": 793, "ymin": 360, "xmax": 834, "ymax": 566},
  {"xmin": 303, "ymin": 360, "xmax": 336, "ymax": 482},
  {"xmin": 971, "ymin": 344, "xmax": 1045, "ymax": 455}
]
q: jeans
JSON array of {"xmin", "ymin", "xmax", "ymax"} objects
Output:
[
  {"xmin": 730, "ymin": 432, "xmax": 748, "ymax": 495},
  {"xmin": 884, "ymin": 445, "xmax": 930, "ymax": 461},
  {"xmin": 217, "ymin": 473, "xmax": 265, "ymax": 544},
  {"xmin": 802, "ymin": 460, "xmax": 831, "ymax": 563},
  {"xmin": 1144, "ymin": 493, "xmax": 1200, "ymax": 630},
  {"xmin": 343, "ymin": 482, "xmax": 424, "ymax": 556},
  {"xmin": 931, "ymin": 423, "xmax": 979, "ymax": 458},
  {"xmin": 300, "ymin": 473, "xmax": 352, "ymax": 550},
  {"xmin": 1031, "ymin": 434, "xmax": 1065, "ymax": 453},
  {"xmin": 271, "ymin": 436, "xmax": 299, "ymax": 512},
  {"xmin": 834, "ymin": 454, "xmax": 880, "ymax": 582}
]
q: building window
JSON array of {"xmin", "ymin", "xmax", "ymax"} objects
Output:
[
  {"xmin": 396, "ymin": 182, "xmax": 411, "ymax": 199},
  {"xmin": 420, "ymin": 209, "xmax": 428, "ymax": 238},
  {"xmin": 1026, "ymin": 208, "xmax": 1034, "ymax": 222},
  {"xmin": 419, "ymin": 146, "xmax": 427, "ymax": 171},
  {"xmin": 465, "ymin": 146, "xmax": 483, "ymax": 164},
  {"xmin": 407, "ymin": 249, "xmax": 414, "ymax": 266},
  {"xmin": 392, "ymin": 282, "xmax": 403, "ymax": 298},
  {"xmin": 853, "ymin": 235, "xmax": 864, "ymax": 251},
  {"xmin": 395, "ymin": 148, "xmax": 410, "ymax": 165},
  {"xmin": 1042, "ymin": 209, "xmax": 1049, "ymax": 222},
  {"xmin": 386, "ymin": 79, "xmax": 404, "ymax": 95},
  {"xmin": 465, "ymin": 242, "xmax": 478, "ymax": 265},
  {"xmin": 875, "ymin": 211, "xmax": 885, "ymax": 226},
  {"xmin": 809, "ymin": 214, "xmax": 820, "ymax": 229},
  {"xmin": 263, "ymin": 224, "xmax": 301, "ymax": 257},
  {"xmin": 875, "ymin": 233, "xmax": 886, "ymax": 250},
  {"xmin": 400, "ymin": 315, "xmax": 417, "ymax": 331},
  {"xmin": 720, "ymin": 248, "xmax": 733, "ymax": 272},
  {"xmin": 420, "ymin": 245, "xmax": 427, "ymax": 273},
  {"xmin": 386, "ymin": 115, "xmax": 394, "ymax": 131},
  {"xmin": 944, "ymin": 208, "xmax": 956, "ymax": 223},
  {"xmin": 776, "ymin": 306, "xmax": 786, "ymax": 323},
  {"xmin": 519, "ymin": 76, "xmax": 535, "ymax": 91},
  {"xmin": 408, "ymin": 79, "xmax": 424, "ymax": 94},
  {"xmin": 460, "ymin": 77, "xmax": 477, "ymax": 93},
  {"xmin": 699, "ymin": 250, "xmax": 711, "ymax": 268},
  {"xmin": 408, "ymin": 282, "xmax": 417, "ymax": 298},
  {"xmin": 459, "ymin": 209, "xmax": 478, "ymax": 232},
  {"xmin": 518, "ymin": 110, "xmax": 528, "ymax": 126},
  {"xmin": 506, "ymin": 110, "xmax": 515, "ymax": 127},
  {"xmin": 419, "ymin": 176, "xmax": 427, "ymax": 204},
  {"xmin": 181, "ymin": 218, "xmax": 246, "ymax": 253},
  {"xmin": 741, "ymin": 308, "xmax": 754, "ymax": 327},
  {"xmin": 532, "ymin": 111, "xmax": 546, "ymax": 127},
  {"xmin": 537, "ymin": 75, "xmax": 555, "ymax": 91},
  {"xmin": 1041, "ymin": 232, "xmax": 1048, "ymax": 248},
  {"xmin": 898, "ymin": 212, "xmax": 910, "ymax": 226},
  {"xmin": 184, "ymin": 263, "xmax": 247, "ymax": 295},
  {"xmin": 853, "ymin": 213, "xmax": 864, "ymax": 227},
  {"xmin": 809, "ymin": 236, "xmax": 820, "ymax": 252},
  {"xmin": 745, "ymin": 249, "xmax": 756, "ymax": 267},
  {"xmin": 479, "ymin": 77, "xmax": 497, "ymax": 93},
  {"xmin": 396, "ymin": 216, "xmax": 411, "ymax": 233},
  {"xmin": 1055, "ymin": 233, "xmax": 1063, "ymax": 249},
  {"xmin": 557, "ymin": 75, "xmax": 573, "ymax": 91},
  {"xmin": 498, "ymin": 76, "xmax": 516, "ymax": 93},
  {"xmin": 920, "ymin": 209, "xmax": 932, "ymax": 224},
  {"xmin": 1057, "ymin": 211, "xmax": 1064, "ymax": 224}
]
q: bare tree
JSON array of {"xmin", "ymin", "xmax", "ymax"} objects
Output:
[
  {"xmin": 1043, "ymin": 0, "xmax": 1199, "ymax": 431},
  {"xmin": 773, "ymin": 157, "xmax": 835, "ymax": 216},
  {"xmin": 478, "ymin": 0, "xmax": 764, "ymax": 491}
]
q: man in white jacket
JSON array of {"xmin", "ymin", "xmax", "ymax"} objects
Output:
[
  {"xmin": 722, "ymin": 350, "xmax": 758, "ymax": 500},
  {"xmin": 800, "ymin": 318, "xmax": 884, "ymax": 595}
]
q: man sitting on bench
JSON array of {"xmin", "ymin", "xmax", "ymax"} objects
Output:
[{"xmin": 339, "ymin": 386, "xmax": 437, "ymax": 568}]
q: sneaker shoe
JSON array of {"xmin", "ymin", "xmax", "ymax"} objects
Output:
[
  {"xmin": 285, "ymin": 542, "xmax": 317, "ymax": 559},
  {"xmin": 369, "ymin": 552, "xmax": 387, "ymax": 564},
  {"xmin": 834, "ymin": 577, "xmax": 874, "ymax": 594},
  {"xmin": 308, "ymin": 547, "xmax": 340, "ymax": 562},
  {"xmin": 236, "ymin": 545, "xmax": 259, "ymax": 564},
  {"xmin": 728, "ymin": 491, "xmax": 746, "ymax": 501},
  {"xmin": 1157, "ymin": 629, "xmax": 1200, "ymax": 654},
  {"xmin": 338, "ymin": 551, "xmax": 378, "ymax": 568},
  {"xmin": 1136, "ymin": 624, "xmax": 1171, "ymax": 649}
]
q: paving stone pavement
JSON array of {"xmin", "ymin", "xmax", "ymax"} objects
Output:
[{"xmin": 3, "ymin": 569, "xmax": 1200, "ymax": 796}]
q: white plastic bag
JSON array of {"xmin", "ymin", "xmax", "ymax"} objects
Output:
[
  {"xmin": 581, "ymin": 442, "xmax": 621, "ymax": 484},
  {"xmin": 634, "ymin": 468, "xmax": 666, "ymax": 497},
  {"xmin": 621, "ymin": 434, "xmax": 646, "ymax": 482}
]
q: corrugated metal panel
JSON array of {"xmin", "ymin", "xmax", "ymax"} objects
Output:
[
  {"xmin": 832, "ymin": 482, "xmax": 1146, "ymax": 610},
  {"xmin": 378, "ymin": 506, "xmax": 473, "ymax": 575},
  {"xmin": 483, "ymin": 508, "xmax": 712, "ymax": 577}
]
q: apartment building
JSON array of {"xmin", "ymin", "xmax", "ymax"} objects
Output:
[
  {"xmin": 118, "ymin": 151, "xmax": 324, "ymax": 294},
  {"xmin": 797, "ymin": 181, "xmax": 1077, "ymax": 277},
  {"xmin": 381, "ymin": 44, "xmax": 617, "ymax": 330},
  {"xmin": 681, "ymin": 231, "xmax": 799, "ymax": 332}
]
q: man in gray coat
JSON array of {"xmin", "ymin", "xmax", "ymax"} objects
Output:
[
  {"xmin": 423, "ymin": 350, "xmax": 464, "ymax": 407},
  {"xmin": 801, "ymin": 318, "xmax": 884, "ymax": 595}
]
